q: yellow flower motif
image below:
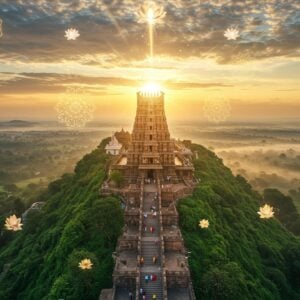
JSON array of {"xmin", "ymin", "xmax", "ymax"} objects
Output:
[
  {"xmin": 5, "ymin": 214, "xmax": 23, "ymax": 231},
  {"xmin": 199, "ymin": 219, "xmax": 209, "ymax": 229},
  {"xmin": 78, "ymin": 258, "xmax": 93, "ymax": 270},
  {"xmin": 258, "ymin": 204, "xmax": 274, "ymax": 219}
]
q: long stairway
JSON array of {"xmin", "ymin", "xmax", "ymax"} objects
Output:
[{"xmin": 139, "ymin": 184, "xmax": 164, "ymax": 300}]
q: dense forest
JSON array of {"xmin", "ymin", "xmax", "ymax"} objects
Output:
[
  {"xmin": 0, "ymin": 140, "xmax": 299, "ymax": 299},
  {"xmin": 178, "ymin": 144, "xmax": 300, "ymax": 299},
  {"xmin": 0, "ymin": 139, "xmax": 124, "ymax": 299}
]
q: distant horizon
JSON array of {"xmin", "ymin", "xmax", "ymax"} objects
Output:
[
  {"xmin": 0, "ymin": 1, "xmax": 299, "ymax": 124},
  {"xmin": 1, "ymin": 117, "xmax": 300, "ymax": 126}
]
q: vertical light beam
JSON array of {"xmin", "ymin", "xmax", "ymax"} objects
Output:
[{"xmin": 147, "ymin": 8, "xmax": 155, "ymax": 60}]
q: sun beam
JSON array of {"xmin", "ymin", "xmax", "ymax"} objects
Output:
[{"xmin": 139, "ymin": 82, "xmax": 162, "ymax": 97}]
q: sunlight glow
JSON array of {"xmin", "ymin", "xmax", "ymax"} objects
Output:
[
  {"xmin": 147, "ymin": 8, "xmax": 155, "ymax": 25},
  {"xmin": 138, "ymin": 2, "xmax": 166, "ymax": 60},
  {"xmin": 139, "ymin": 83, "xmax": 162, "ymax": 97}
]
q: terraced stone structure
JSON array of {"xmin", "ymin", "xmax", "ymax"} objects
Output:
[
  {"xmin": 100, "ymin": 89, "xmax": 197, "ymax": 300},
  {"xmin": 112, "ymin": 89, "xmax": 195, "ymax": 184}
]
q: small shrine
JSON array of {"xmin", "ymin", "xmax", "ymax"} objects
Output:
[{"xmin": 105, "ymin": 134, "xmax": 122, "ymax": 155}]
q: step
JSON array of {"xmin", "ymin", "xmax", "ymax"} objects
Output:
[{"xmin": 140, "ymin": 272, "xmax": 164, "ymax": 300}]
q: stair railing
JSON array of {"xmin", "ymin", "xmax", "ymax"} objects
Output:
[
  {"xmin": 157, "ymin": 177, "xmax": 168, "ymax": 300},
  {"xmin": 135, "ymin": 177, "xmax": 144, "ymax": 300}
]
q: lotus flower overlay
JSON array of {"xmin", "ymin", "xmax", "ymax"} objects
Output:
[
  {"xmin": 224, "ymin": 28, "xmax": 239, "ymax": 40},
  {"xmin": 79, "ymin": 258, "xmax": 93, "ymax": 270},
  {"xmin": 199, "ymin": 219, "xmax": 209, "ymax": 228},
  {"xmin": 65, "ymin": 28, "xmax": 80, "ymax": 40},
  {"xmin": 138, "ymin": 1, "xmax": 166, "ymax": 24},
  {"xmin": 5, "ymin": 214, "xmax": 23, "ymax": 231},
  {"xmin": 258, "ymin": 204, "xmax": 274, "ymax": 219}
]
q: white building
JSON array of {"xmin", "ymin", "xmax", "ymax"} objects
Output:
[{"xmin": 105, "ymin": 134, "xmax": 122, "ymax": 155}]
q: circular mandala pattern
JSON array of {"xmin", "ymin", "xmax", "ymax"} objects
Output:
[
  {"xmin": 55, "ymin": 87, "xmax": 94, "ymax": 129},
  {"xmin": 203, "ymin": 97, "xmax": 231, "ymax": 124}
]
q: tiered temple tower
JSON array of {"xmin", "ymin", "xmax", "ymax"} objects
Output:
[
  {"xmin": 126, "ymin": 89, "xmax": 176, "ymax": 182},
  {"xmin": 112, "ymin": 88, "xmax": 194, "ymax": 184}
]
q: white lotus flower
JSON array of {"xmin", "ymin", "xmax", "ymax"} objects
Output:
[
  {"xmin": 65, "ymin": 28, "xmax": 80, "ymax": 40},
  {"xmin": 199, "ymin": 219, "xmax": 209, "ymax": 228},
  {"xmin": 5, "ymin": 214, "xmax": 23, "ymax": 231},
  {"xmin": 224, "ymin": 28, "xmax": 239, "ymax": 40},
  {"xmin": 258, "ymin": 204, "xmax": 274, "ymax": 219},
  {"xmin": 79, "ymin": 258, "xmax": 93, "ymax": 270},
  {"xmin": 138, "ymin": 1, "xmax": 166, "ymax": 25}
]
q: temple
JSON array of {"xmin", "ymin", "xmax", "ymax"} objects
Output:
[
  {"xmin": 105, "ymin": 134, "xmax": 122, "ymax": 155},
  {"xmin": 111, "ymin": 88, "xmax": 195, "ymax": 184},
  {"xmin": 100, "ymin": 88, "xmax": 197, "ymax": 300}
]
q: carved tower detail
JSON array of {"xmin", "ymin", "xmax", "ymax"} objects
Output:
[{"xmin": 125, "ymin": 90, "xmax": 176, "ymax": 182}]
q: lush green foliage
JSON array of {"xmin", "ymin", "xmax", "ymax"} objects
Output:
[
  {"xmin": 110, "ymin": 170, "xmax": 124, "ymax": 187},
  {"xmin": 0, "ymin": 142, "xmax": 124, "ymax": 300},
  {"xmin": 263, "ymin": 188, "xmax": 300, "ymax": 235},
  {"xmin": 178, "ymin": 144, "xmax": 300, "ymax": 300},
  {"xmin": 1, "ymin": 139, "xmax": 300, "ymax": 300}
]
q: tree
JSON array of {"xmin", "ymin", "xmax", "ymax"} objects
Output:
[
  {"xmin": 200, "ymin": 262, "xmax": 247, "ymax": 300},
  {"xmin": 110, "ymin": 171, "xmax": 124, "ymax": 187}
]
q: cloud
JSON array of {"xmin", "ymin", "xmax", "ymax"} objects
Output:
[
  {"xmin": 0, "ymin": 72, "xmax": 230, "ymax": 94},
  {"xmin": 165, "ymin": 81, "xmax": 232, "ymax": 89},
  {"xmin": 0, "ymin": 0, "xmax": 299, "ymax": 66}
]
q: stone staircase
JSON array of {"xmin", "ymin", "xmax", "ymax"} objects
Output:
[
  {"xmin": 140, "ymin": 272, "xmax": 164, "ymax": 300},
  {"xmin": 106, "ymin": 181, "xmax": 196, "ymax": 300},
  {"xmin": 141, "ymin": 240, "xmax": 160, "ymax": 265},
  {"xmin": 139, "ymin": 187, "xmax": 164, "ymax": 299}
]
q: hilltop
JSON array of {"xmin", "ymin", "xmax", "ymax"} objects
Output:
[
  {"xmin": 0, "ymin": 120, "xmax": 38, "ymax": 128},
  {"xmin": 0, "ymin": 139, "xmax": 299, "ymax": 299}
]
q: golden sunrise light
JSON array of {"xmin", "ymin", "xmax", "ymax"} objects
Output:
[
  {"xmin": 139, "ymin": 82, "xmax": 162, "ymax": 97},
  {"xmin": 147, "ymin": 8, "xmax": 155, "ymax": 25},
  {"xmin": 0, "ymin": 0, "xmax": 299, "ymax": 123},
  {"xmin": 1, "ymin": 2, "xmax": 300, "ymax": 300}
]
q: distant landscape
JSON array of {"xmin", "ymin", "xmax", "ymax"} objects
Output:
[
  {"xmin": 1, "ymin": 119, "xmax": 300, "ymax": 213},
  {"xmin": 171, "ymin": 121, "xmax": 300, "ymax": 212}
]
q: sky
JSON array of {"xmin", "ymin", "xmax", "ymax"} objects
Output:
[{"xmin": 0, "ymin": 0, "xmax": 299, "ymax": 125}]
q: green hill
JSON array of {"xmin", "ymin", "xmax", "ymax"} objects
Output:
[
  {"xmin": 178, "ymin": 144, "xmax": 300, "ymax": 299},
  {"xmin": 0, "ymin": 139, "xmax": 124, "ymax": 300},
  {"xmin": 0, "ymin": 140, "xmax": 299, "ymax": 299}
]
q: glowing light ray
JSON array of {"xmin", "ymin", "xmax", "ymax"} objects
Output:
[
  {"xmin": 101, "ymin": 1, "xmax": 130, "ymax": 47},
  {"xmin": 149, "ymin": 20, "xmax": 154, "ymax": 59},
  {"xmin": 138, "ymin": 2, "xmax": 166, "ymax": 62},
  {"xmin": 95, "ymin": 1, "xmax": 139, "ymax": 72}
]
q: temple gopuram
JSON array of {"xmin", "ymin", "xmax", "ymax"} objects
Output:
[{"xmin": 100, "ymin": 87, "xmax": 197, "ymax": 300}]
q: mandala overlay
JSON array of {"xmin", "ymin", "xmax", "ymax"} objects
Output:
[
  {"xmin": 55, "ymin": 87, "xmax": 94, "ymax": 129},
  {"xmin": 203, "ymin": 97, "xmax": 231, "ymax": 124}
]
